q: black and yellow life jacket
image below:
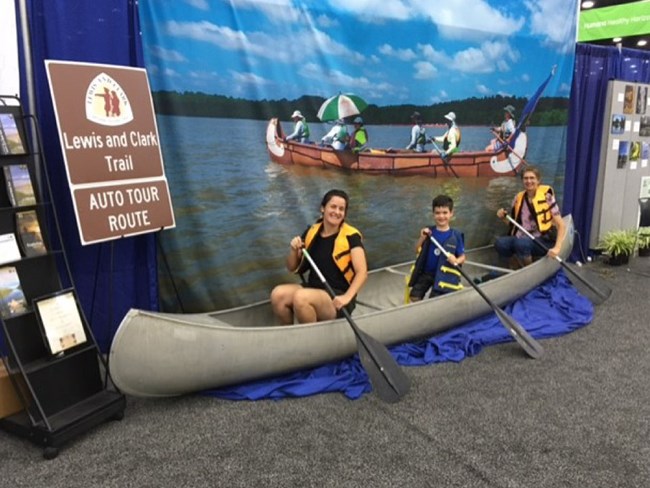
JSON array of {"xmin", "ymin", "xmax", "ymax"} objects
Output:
[
  {"xmin": 510, "ymin": 185, "xmax": 556, "ymax": 235},
  {"xmin": 299, "ymin": 221, "xmax": 362, "ymax": 284},
  {"xmin": 407, "ymin": 229, "xmax": 464, "ymax": 295}
]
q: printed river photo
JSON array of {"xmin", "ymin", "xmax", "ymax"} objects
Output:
[{"xmin": 156, "ymin": 116, "xmax": 567, "ymax": 312}]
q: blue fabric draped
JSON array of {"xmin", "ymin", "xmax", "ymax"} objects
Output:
[
  {"xmin": 18, "ymin": 0, "xmax": 159, "ymax": 351},
  {"xmin": 564, "ymin": 43, "xmax": 650, "ymax": 261},
  {"xmin": 206, "ymin": 271, "xmax": 593, "ymax": 401}
]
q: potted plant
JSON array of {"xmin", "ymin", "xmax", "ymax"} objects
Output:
[
  {"xmin": 637, "ymin": 227, "xmax": 650, "ymax": 257},
  {"xmin": 597, "ymin": 229, "xmax": 636, "ymax": 265}
]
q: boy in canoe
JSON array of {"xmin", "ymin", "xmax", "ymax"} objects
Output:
[{"xmin": 408, "ymin": 194, "xmax": 466, "ymax": 301}]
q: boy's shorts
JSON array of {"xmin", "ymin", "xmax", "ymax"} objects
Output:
[{"xmin": 409, "ymin": 272, "xmax": 437, "ymax": 300}]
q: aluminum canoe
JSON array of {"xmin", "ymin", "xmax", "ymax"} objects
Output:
[{"xmin": 109, "ymin": 216, "xmax": 574, "ymax": 397}]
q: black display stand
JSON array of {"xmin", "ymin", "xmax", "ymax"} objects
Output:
[{"xmin": 0, "ymin": 95, "xmax": 125, "ymax": 459}]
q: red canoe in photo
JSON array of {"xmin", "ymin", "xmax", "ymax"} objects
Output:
[{"xmin": 266, "ymin": 117, "xmax": 527, "ymax": 177}]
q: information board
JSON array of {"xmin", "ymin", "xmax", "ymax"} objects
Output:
[
  {"xmin": 590, "ymin": 79, "xmax": 650, "ymax": 248},
  {"xmin": 45, "ymin": 60, "xmax": 175, "ymax": 245}
]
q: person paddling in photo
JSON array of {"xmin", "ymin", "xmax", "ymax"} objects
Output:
[
  {"xmin": 350, "ymin": 116, "xmax": 369, "ymax": 153},
  {"xmin": 284, "ymin": 110, "xmax": 310, "ymax": 143},
  {"xmin": 270, "ymin": 189, "xmax": 368, "ymax": 324},
  {"xmin": 408, "ymin": 194, "xmax": 466, "ymax": 302},
  {"xmin": 405, "ymin": 111, "xmax": 427, "ymax": 152},
  {"xmin": 321, "ymin": 119, "xmax": 350, "ymax": 150},
  {"xmin": 495, "ymin": 165, "xmax": 566, "ymax": 269},
  {"xmin": 486, "ymin": 105, "xmax": 516, "ymax": 151},
  {"xmin": 431, "ymin": 111, "xmax": 461, "ymax": 158}
]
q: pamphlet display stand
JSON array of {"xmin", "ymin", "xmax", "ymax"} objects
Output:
[{"xmin": 0, "ymin": 95, "xmax": 125, "ymax": 459}]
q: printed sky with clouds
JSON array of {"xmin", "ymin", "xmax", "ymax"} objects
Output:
[{"xmin": 139, "ymin": 0, "xmax": 577, "ymax": 105}]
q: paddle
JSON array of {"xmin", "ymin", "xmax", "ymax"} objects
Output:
[
  {"xmin": 505, "ymin": 215, "xmax": 612, "ymax": 305},
  {"xmin": 430, "ymin": 140, "xmax": 459, "ymax": 178},
  {"xmin": 429, "ymin": 235, "xmax": 544, "ymax": 359},
  {"xmin": 463, "ymin": 260, "xmax": 513, "ymax": 275},
  {"xmin": 301, "ymin": 248, "xmax": 411, "ymax": 403}
]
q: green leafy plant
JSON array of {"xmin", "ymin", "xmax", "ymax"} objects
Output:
[
  {"xmin": 597, "ymin": 229, "xmax": 636, "ymax": 257},
  {"xmin": 638, "ymin": 227, "xmax": 650, "ymax": 250}
]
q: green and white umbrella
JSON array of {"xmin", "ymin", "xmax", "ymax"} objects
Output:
[{"xmin": 317, "ymin": 93, "xmax": 368, "ymax": 122}]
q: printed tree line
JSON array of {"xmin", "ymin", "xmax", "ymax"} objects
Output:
[{"xmin": 151, "ymin": 91, "xmax": 569, "ymax": 126}]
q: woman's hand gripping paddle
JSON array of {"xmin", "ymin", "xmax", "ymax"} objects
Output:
[
  {"xmin": 429, "ymin": 236, "xmax": 544, "ymax": 359},
  {"xmin": 505, "ymin": 215, "xmax": 611, "ymax": 305},
  {"xmin": 301, "ymin": 248, "xmax": 410, "ymax": 403}
]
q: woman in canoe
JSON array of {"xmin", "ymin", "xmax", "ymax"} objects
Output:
[
  {"xmin": 270, "ymin": 189, "xmax": 368, "ymax": 325},
  {"xmin": 495, "ymin": 165, "xmax": 566, "ymax": 269}
]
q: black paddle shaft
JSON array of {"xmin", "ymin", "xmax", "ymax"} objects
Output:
[
  {"xmin": 301, "ymin": 248, "xmax": 410, "ymax": 402},
  {"xmin": 505, "ymin": 215, "xmax": 611, "ymax": 304},
  {"xmin": 429, "ymin": 236, "xmax": 543, "ymax": 359}
]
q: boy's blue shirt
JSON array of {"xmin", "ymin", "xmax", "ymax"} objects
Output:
[{"xmin": 423, "ymin": 227, "xmax": 464, "ymax": 274}]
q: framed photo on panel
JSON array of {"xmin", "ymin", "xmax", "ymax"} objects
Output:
[{"xmin": 33, "ymin": 289, "xmax": 87, "ymax": 355}]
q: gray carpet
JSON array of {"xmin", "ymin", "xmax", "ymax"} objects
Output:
[{"xmin": 1, "ymin": 258, "xmax": 649, "ymax": 487}]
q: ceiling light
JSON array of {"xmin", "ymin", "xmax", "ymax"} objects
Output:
[
  {"xmin": 613, "ymin": 37, "xmax": 622, "ymax": 43},
  {"xmin": 582, "ymin": 1, "xmax": 595, "ymax": 8},
  {"xmin": 638, "ymin": 40, "xmax": 648, "ymax": 47}
]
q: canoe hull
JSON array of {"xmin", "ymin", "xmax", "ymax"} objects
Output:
[
  {"xmin": 109, "ymin": 217, "xmax": 574, "ymax": 397},
  {"xmin": 266, "ymin": 118, "xmax": 526, "ymax": 177}
]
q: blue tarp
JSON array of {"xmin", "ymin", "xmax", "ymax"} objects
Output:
[{"xmin": 205, "ymin": 271, "xmax": 593, "ymax": 401}]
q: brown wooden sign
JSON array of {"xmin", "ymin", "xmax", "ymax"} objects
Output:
[
  {"xmin": 73, "ymin": 180, "xmax": 175, "ymax": 244},
  {"xmin": 45, "ymin": 60, "xmax": 175, "ymax": 245}
]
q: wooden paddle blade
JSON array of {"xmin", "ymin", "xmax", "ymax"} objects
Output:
[
  {"xmin": 562, "ymin": 262, "xmax": 612, "ymax": 305},
  {"xmin": 494, "ymin": 307, "xmax": 544, "ymax": 359},
  {"xmin": 353, "ymin": 325, "xmax": 411, "ymax": 403}
]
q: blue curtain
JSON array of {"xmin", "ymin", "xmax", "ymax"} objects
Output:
[
  {"xmin": 564, "ymin": 43, "xmax": 650, "ymax": 260},
  {"xmin": 18, "ymin": 0, "xmax": 159, "ymax": 351}
]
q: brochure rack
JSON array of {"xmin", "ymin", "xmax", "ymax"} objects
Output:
[{"xmin": 0, "ymin": 95, "xmax": 125, "ymax": 459}]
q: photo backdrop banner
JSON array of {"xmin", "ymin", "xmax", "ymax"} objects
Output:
[{"xmin": 138, "ymin": 0, "xmax": 578, "ymax": 312}]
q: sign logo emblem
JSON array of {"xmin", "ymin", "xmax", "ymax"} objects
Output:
[{"xmin": 85, "ymin": 73, "xmax": 133, "ymax": 126}]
